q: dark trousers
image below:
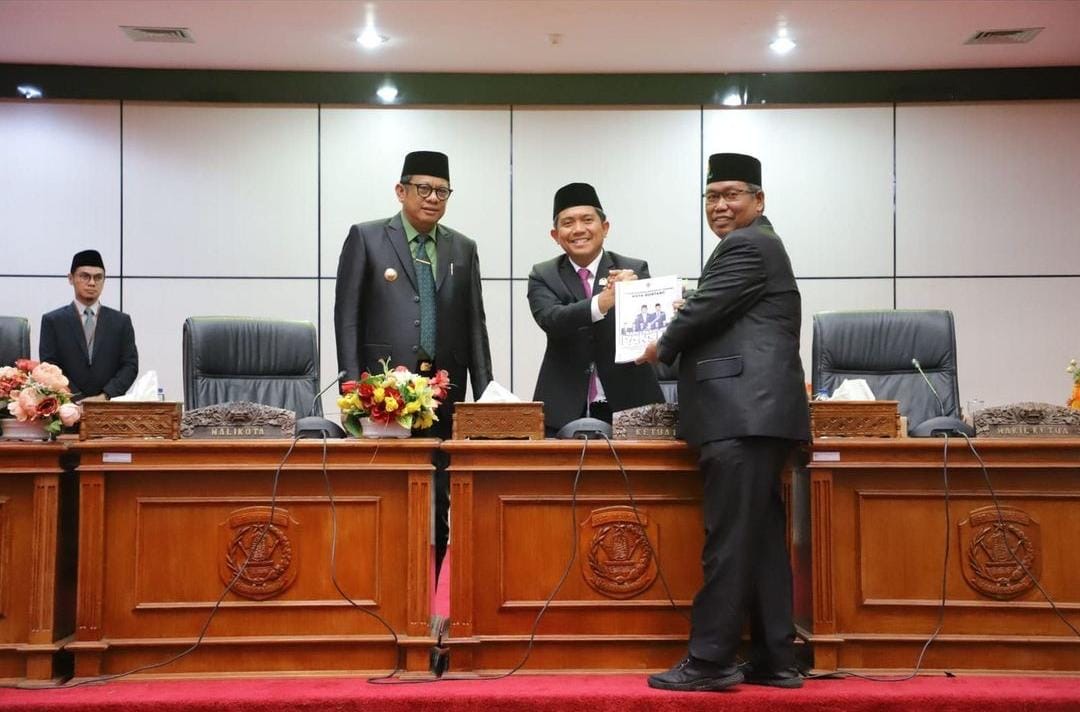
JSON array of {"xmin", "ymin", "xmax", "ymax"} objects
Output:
[
  {"xmin": 689, "ymin": 436, "xmax": 796, "ymax": 669},
  {"xmin": 428, "ymin": 413, "xmax": 452, "ymax": 581}
]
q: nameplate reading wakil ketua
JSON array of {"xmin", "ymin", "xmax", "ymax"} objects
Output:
[
  {"xmin": 181, "ymin": 401, "xmax": 296, "ymax": 439},
  {"xmin": 975, "ymin": 402, "xmax": 1080, "ymax": 438}
]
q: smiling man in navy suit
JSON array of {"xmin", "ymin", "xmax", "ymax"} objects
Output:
[{"xmin": 39, "ymin": 249, "xmax": 138, "ymax": 400}]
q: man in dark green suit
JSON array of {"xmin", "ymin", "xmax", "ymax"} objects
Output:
[
  {"xmin": 527, "ymin": 182, "xmax": 663, "ymax": 434},
  {"xmin": 639, "ymin": 153, "xmax": 810, "ymax": 692},
  {"xmin": 334, "ymin": 150, "xmax": 492, "ymax": 580}
]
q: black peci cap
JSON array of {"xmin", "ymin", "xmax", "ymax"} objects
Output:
[
  {"xmin": 706, "ymin": 152, "xmax": 762, "ymax": 186},
  {"xmin": 70, "ymin": 249, "xmax": 105, "ymax": 273},
  {"xmin": 552, "ymin": 182, "xmax": 603, "ymax": 220},
  {"xmin": 401, "ymin": 150, "xmax": 450, "ymax": 181}
]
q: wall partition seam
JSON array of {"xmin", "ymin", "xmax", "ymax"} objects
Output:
[
  {"xmin": 317, "ymin": 103, "xmax": 322, "ymax": 372},
  {"xmin": 891, "ymin": 102, "xmax": 897, "ymax": 309},
  {"xmin": 119, "ymin": 99, "xmax": 124, "ymax": 312},
  {"xmin": 508, "ymin": 104, "xmax": 515, "ymax": 393}
]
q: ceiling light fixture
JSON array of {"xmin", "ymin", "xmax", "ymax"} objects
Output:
[
  {"xmin": 356, "ymin": 26, "xmax": 388, "ymax": 49},
  {"xmin": 376, "ymin": 84, "xmax": 399, "ymax": 103},
  {"xmin": 721, "ymin": 92, "xmax": 743, "ymax": 107},
  {"xmin": 770, "ymin": 27, "xmax": 796, "ymax": 55},
  {"xmin": 17, "ymin": 85, "xmax": 43, "ymax": 99}
]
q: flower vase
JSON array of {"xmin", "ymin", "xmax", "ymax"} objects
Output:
[
  {"xmin": 360, "ymin": 417, "xmax": 411, "ymax": 439},
  {"xmin": 0, "ymin": 419, "xmax": 51, "ymax": 441}
]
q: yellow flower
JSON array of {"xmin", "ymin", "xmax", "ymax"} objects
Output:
[
  {"xmin": 405, "ymin": 400, "xmax": 421, "ymax": 414},
  {"xmin": 373, "ymin": 387, "xmax": 385, "ymax": 403},
  {"xmin": 384, "ymin": 396, "xmax": 399, "ymax": 412}
]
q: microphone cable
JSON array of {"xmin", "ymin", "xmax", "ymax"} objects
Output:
[
  {"xmin": 15, "ymin": 433, "xmax": 305, "ymax": 690},
  {"xmin": 806, "ymin": 433, "xmax": 956, "ymax": 683},
  {"xmin": 958, "ymin": 433, "xmax": 1080, "ymax": 638}
]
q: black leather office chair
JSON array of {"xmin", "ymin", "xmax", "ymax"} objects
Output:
[
  {"xmin": 183, "ymin": 317, "xmax": 321, "ymax": 418},
  {"xmin": 0, "ymin": 316, "xmax": 31, "ymax": 367},
  {"xmin": 812, "ymin": 310, "xmax": 961, "ymax": 434}
]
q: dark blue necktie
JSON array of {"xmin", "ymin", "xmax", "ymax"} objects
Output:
[{"xmin": 414, "ymin": 234, "xmax": 437, "ymax": 359}]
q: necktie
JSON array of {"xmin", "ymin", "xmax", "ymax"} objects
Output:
[
  {"xmin": 414, "ymin": 234, "xmax": 437, "ymax": 360},
  {"xmin": 577, "ymin": 267, "xmax": 598, "ymax": 404},
  {"xmin": 83, "ymin": 307, "xmax": 96, "ymax": 363}
]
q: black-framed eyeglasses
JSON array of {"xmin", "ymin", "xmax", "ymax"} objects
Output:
[
  {"xmin": 403, "ymin": 182, "xmax": 453, "ymax": 201},
  {"xmin": 702, "ymin": 188, "xmax": 755, "ymax": 205},
  {"xmin": 74, "ymin": 271, "xmax": 106, "ymax": 284}
]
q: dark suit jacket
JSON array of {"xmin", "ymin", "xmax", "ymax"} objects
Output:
[
  {"xmin": 657, "ymin": 216, "xmax": 810, "ymax": 447},
  {"xmin": 39, "ymin": 303, "xmax": 138, "ymax": 399},
  {"xmin": 528, "ymin": 250, "xmax": 664, "ymax": 430},
  {"xmin": 334, "ymin": 213, "xmax": 493, "ymax": 433}
]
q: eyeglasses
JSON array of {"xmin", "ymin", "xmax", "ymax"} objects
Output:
[
  {"xmin": 403, "ymin": 182, "xmax": 453, "ymax": 201},
  {"xmin": 702, "ymin": 188, "xmax": 756, "ymax": 205},
  {"xmin": 74, "ymin": 272, "xmax": 105, "ymax": 284}
]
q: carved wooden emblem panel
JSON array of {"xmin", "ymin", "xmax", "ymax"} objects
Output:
[
  {"xmin": 958, "ymin": 505, "xmax": 1040, "ymax": 600},
  {"xmin": 579, "ymin": 505, "xmax": 658, "ymax": 599},
  {"xmin": 218, "ymin": 506, "xmax": 299, "ymax": 600}
]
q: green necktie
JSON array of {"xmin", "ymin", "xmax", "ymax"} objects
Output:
[{"xmin": 414, "ymin": 234, "xmax": 437, "ymax": 359}]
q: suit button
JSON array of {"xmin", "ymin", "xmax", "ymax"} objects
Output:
[
  {"xmin": 414, "ymin": 320, "xmax": 420, "ymax": 327},
  {"xmin": 412, "ymin": 345, "xmax": 419, "ymax": 352},
  {"xmin": 413, "ymin": 296, "xmax": 420, "ymax": 303}
]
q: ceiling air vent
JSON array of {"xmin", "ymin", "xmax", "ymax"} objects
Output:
[
  {"xmin": 964, "ymin": 27, "xmax": 1043, "ymax": 45},
  {"xmin": 120, "ymin": 26, "xmax": 195, "ymax": 43}
]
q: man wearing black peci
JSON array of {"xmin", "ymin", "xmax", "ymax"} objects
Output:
[
  {"xmin": 39, "ymin": 249, "xmax": 138, "ymax": 401},
  {"xmin": 334, "ymin": 150, "xmax": 493, "ymax": 580},
  {"xmin": 528, "ymin": 182, "xmax": 663, "ymax": 436},
  {"xmin": 638, "ymin": 153, "xmax": 810, "ymax": 691}
]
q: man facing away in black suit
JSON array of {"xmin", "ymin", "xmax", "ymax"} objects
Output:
[
  {"xmin": 39, "ymin": 249, "xmax": 138, "ymax": 400},
  {"xmin": 334, "ymin": 150, "xmax": 492, "ymax": 580},
  {"xmin": 638, "ymin": 153, "xmax": 810, "ymax": 691},
  {"xmin": 527, "ymin": 182, "xmax": 663, "ymax": 435}
]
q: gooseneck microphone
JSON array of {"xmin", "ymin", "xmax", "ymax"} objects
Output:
[
  {"xmin": 911, "ymin": 358, "xmax": 945, "ymax": 417},
  {"xmin": 908, "ymin": 358, "xmax": 974, "ymax": 437},
  {"xmin": 296, "ymin": 370, "xmax": 348, "ymax": 439}
]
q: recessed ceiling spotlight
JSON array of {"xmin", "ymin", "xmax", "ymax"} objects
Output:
[
  {"xmin": 356, "ymin": 26, "xmax": 388, "ymax": 49},
  {"xmin": 770, "ymin": 27, "xmax": 796, "ymax": 55},
  {"xmin": 17, "ymin": 85, "xmax": 43, "ymax": 99},
  {"xmin": 721, "ymin": 92, "xmax": 743, "ymax": 107},
  {"xmin": 376, "ymin": 84, "xmax": 399, "ymax": 103}
]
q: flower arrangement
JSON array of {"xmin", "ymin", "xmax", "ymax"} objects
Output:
[
  {"xmin": 337, "ymin": 359, "xmax": 450, "ymax": 437},
  {"xmin": 0, "ymin": 359, "xmax": 81, "ymax": 436},
  {"xmin": 1067, "ymin": 359, "xmax": 1080, "ymax": 410}
]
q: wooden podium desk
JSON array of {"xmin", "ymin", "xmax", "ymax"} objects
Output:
[
  {"xmin": 443, "ymin": 439, "xmax": 702, "ymax": 673},
  {"xmin": 0, "ymin": 442, "xmax": 75, "ymax": 682},
  {"xmin": 795, "ymin": 437, "xmax": 1080, "ymax": 673},
  {"xmin": 67, "ymin": 438, "xmax": 437, "ymax": 678}
]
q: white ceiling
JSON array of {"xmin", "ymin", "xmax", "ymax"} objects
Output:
[{"xmin": 1, "ymin": 0, "xmax": 1079, "ymax": 74}]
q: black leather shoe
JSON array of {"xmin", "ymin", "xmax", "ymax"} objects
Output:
[
  {"xmin": 647, "ymin": 656, "xmax": 744, "ymax": 692},
  {"xmin": 738, "ymin": 661, "xmax": 804, "ymax": 689}
]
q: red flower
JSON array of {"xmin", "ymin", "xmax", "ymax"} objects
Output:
[
  {"xmin": 430, "ymin": 369, "xmax": 451, "ymax": 399},
  {"xmin": 393, "ymin": 365, "xmax": 409, "ymax": 373},
  {"xmin": 15, "ymin": 359, "xmax": 39, "ymax": 372},
  {"xmin": 36, "ymin": 396, "xmax": 59, "ymax": 417},
  {"xmin": 341, "ymin": 380, "xmax": 358, "ymax": 394}
]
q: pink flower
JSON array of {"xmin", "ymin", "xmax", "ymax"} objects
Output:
[
  {"xmin": 15, "ymin": 359, "xmax": 39, "ymax": 372},
  {"xmin": 59, "ymin": 402, "xmax": 81, "ymax": 426},
  {"xmin": 31, "ymin": 362, "xmax": 69, "ymax": 392},
  {"xmin": 11, "ymin": 389, "xmax": 43, "ymax": 421}
]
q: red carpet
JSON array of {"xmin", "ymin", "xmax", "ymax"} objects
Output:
[{"xmin": 1, "ymin": 674, "xmax": 1079, "ymax": 711}]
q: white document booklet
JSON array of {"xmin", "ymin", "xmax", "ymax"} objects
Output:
[{"xmin": 613, "ymin": 274, "xmax": 681, "ymax": 363}]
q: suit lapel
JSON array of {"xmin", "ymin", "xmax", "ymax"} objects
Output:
[
  {"xmin": 386, "ymin": 214, "xmax": 418, "ymax": 291},
  {"xmin": 558, "ymin": 256, "xmax": 587, "ymax": 301},
  {"xmin": 595, "ymin": 251, "xmax": 613, "ymax": 294},
  {"xmin": 67, "ymin": 303, "xmax": 90, "ymax": 362},
  {"xmin": 434, "ymin": 226, "xmax": 451, "ymax": 292}
]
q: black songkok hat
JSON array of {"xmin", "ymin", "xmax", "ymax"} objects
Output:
[
  {"xmin": 401, "ymin": 151, "xmax": 450, "ymax": 181},
  {"xmin": 552, "ymin": 182, "xmax": 603, "ymax": 220},
  {"xmin": 706, "ymin": 152, "xmax": 762, "ymax": 187},
  {"xmin": 70, "ymin": 249, "xmax": 105, "ymax": 274}
]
